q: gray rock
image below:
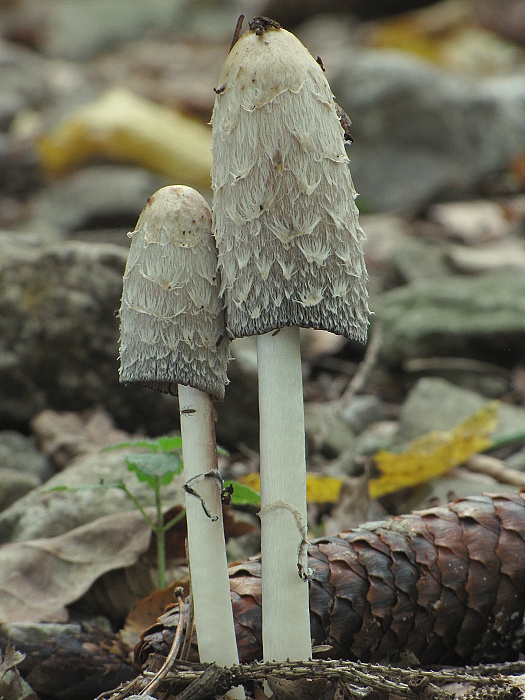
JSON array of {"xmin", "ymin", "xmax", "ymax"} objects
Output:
[
  {"xmin": 0, "ymin": 235, "xmax": 174, "ymax": 434},
  {"xmin": 33, "ymin": 165, "xmax": 167, "ymax": 236},
  {"xmin": 40, "ymin": 0, "xmax": 186, "ymax": 60},
  {"xmin": 339, "ymin": 395, "xmax": 388, "ymax": 434},
  {"xmin": 304, "ymin": 403, "xmax": 357, "ymax": 457},
  {"xmin": 377, "ymin": 271, "xmax": 525, "ymax": 366},
  {"xmin": 0, "ymin": 449, "xmax": 185, "ymax": 544},
  {"xmin": 1, "ymin": 621, "xmax": 82, "ymax": 644},
  {"xmin": 0, "ymin": 431, "xmax": 52, "ymax": 481},
  {"xmin": 0, "ymin": 468, "xmax": 40, "ymax": 512},
  {"xmin": 0, "ymin": 40, "xmax": 50, "ymax": 120},
  {"xmin": 397, "ymin": 377, "xmax": 525, "ymax": 443},
  {"xmin": 329, "ymin": 49, "xmax": 525, "ymax": 211}
]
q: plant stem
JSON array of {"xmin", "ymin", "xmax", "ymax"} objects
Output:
[
  {"xmin": 178, "ymin": 384, "xmax": 244, "ymax": 699},
  {"xmin": 488, "ymin": 432, "xmax": 525, "ymax": 450},
  {"xmin": 163, "ymin": 508, "xmax": 186, "ymax": 532},
  {"xmin": 155, "ymin": 476, "xmax": 166, "ymax": 590},
  {"xmin": 120, "ymin": 483, "xmax": 157, "ymax": 531},
  {"xmin": 257, "ymin": 327, "xmax": 312, "ymax": 662}
]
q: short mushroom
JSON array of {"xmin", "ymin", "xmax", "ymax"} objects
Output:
[
  {"xmin": 119, "ymin": 185, "xmax": 243, "ymax": 695},
  {"xmin": 212, "ymin": 18, "xmax": 369, "ymax": 662}
]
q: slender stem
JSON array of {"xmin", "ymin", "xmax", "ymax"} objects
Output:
[
  {"xmin": 257, "ymin": 327, "xmax": 312, "ymax": 662},
  {"xmin": 488, "ymin": 432, "xmax": 525, "ymax": 450},
  {"xmin": 120, "ymin": 483, "xmax": 157, "ymax": 531},
  {"xmin": 155, "ymin": 475, "xmax": 166, "ymax": 590},
  {"xmin": 178, "ymin": 384, "xmax": 244, "ymax": 699},
  {"xmin": 163, "ymin": 508, "xmax": 186, "ymax": 533}
]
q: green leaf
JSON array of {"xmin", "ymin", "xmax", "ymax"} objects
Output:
[
  {"xmin": 157, "ymin": 435, "xmax": 183, "ymax": 453},
  {"xmin": 101, "ymin": 439, "xmax": 160, "ymax": 453},
  {"xmin": 217, "ymin": 445, "xmax": 229, "ymax": 456},
  {"xmin": 224, "ymin": 480, "xmax": 261, "ymax": 506},
  {"xmin": 126, "ymin": 453, "xmax": 183, "ymax": 487}
]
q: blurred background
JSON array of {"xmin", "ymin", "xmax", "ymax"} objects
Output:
[
  {"xmin": 1, "ymin": 0, "xmax": 525, "ymax": 479},
  {"xmin": 1, "ymin": 3, "xmax": 525, "ymax": 695}
]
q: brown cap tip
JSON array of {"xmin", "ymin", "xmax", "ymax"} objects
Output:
[{"xmin": 119, "ymin": 185, "xmax": 229, "ymax": 400}]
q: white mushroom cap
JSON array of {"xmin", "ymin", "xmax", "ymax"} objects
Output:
[
  {"xmin": 119, "ymin": 185, "xmax": 229, "ymax": 400},
  {"xmin": 211, "ymin": 19, "xmax": 369, "ymax": 342}
]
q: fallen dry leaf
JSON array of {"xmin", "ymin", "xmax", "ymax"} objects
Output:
[
  {"xmin": 31, "ymin": 406, "xmax": 130, "ymax": 470},
  {"xmin": 369, "ymin": 401, "xmax": 498, "ymax": 498},
  {"xmin": 121, "ymin": 579, "xmax": 189, "ymax": 651},
  {"xmin": 0, "ymin": 645, "xmax": 25, "ymax": 678},
  {"xmin": 0, "ymin": 644, "xmax": 34, "ymax": 700},
  {"xmin": 36, "ymin": 88, "xmax": 212, "ymax": 188},
  {"xmin": 0, "ymin": 510, "xmax": 152, "ymax": 623},
  {"xmin": 240, "ymin": 473, "xmax": 343, "ymax": 504}
]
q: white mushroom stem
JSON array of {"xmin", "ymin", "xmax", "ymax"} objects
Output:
[
  {"xmin": 178, "ymin": 384, "xmax": 244, "ymax": 699},
  {"xmin": 257, "ymin": 327, "xmax": 312, "ymax": 662}
]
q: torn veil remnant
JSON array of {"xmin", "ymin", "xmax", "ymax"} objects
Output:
[
  {"xmin": 212, "ymin": 17, "xmax": 369, "ymax": 341},
  {"xmin": 119, "ymin": 185, "xmax": 229, "ymax": 399}
]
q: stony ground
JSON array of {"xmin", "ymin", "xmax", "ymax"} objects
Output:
[{"xmin": 1, "ymin": 1, "xmax": 525, "ymax": 698}]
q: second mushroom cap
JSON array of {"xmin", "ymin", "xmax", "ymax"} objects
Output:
[{"xmin": 119, "ymin": 185, "xmax": 229, "ymax": 400}]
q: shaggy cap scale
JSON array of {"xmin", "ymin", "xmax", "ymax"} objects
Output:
[
  {"xmin": 211, "ymin": 21, "xmax": 369, "ymax": 342},
  {"xmin": 119, "ymin": 185, "xmax": 229, "ymax": 400}
]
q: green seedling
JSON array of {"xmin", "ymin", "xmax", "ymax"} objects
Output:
[{"xmin": 46, "ymin": 435, "xmax": 260, "ymax": 590}]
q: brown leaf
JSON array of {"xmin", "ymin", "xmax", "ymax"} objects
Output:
[
  {"xmin": 0, "ymin": 645, "xmax": 25, "ymax": 678},
  {"xmin": 121, "ymin": 579, "xmax": 189, "ymax": 650},
  {"xmin": 0, "ymin": 645, "xmax": 35, "ymax": 700},
  {"xmin": 31, "ymin": 406, "xmax": 130, "ymax": 470},
  {"xmin": 0, "ymin": 511, "xmax": 151, "ymax": 622}
]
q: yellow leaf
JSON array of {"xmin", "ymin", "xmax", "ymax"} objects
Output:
[
  {"xmin": 369, "ymin": 401, "xmax": 498, "ymax": 498},
  {"xmin": 37, "ymin": 88, "xmax": 212, "ymax": 188},
  {"xmin": 240, "ymin": 473, "xmax": 343, "ymax": 504}
]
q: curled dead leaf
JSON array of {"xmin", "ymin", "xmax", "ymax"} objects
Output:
[{"xmin": 0, "ymin": 510, "xmax": 152, "ymax": 623}]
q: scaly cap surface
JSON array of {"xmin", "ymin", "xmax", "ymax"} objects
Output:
[
  {"xmin": 211, "ymin": 19, "xmax": 369, "ymax": 341},
  {"xmin": 119, "ymin": 185, "xmax": 229, "ymax": 400}
]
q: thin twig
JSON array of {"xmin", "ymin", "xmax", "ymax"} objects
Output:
[
  {"xmin": 336, "ymin": 323, "xmax": 382, "ymax": 411},
  {"xmin": 137, "ymin": 658, "xmax": 518, "ymax": 699},
  {"xmin": 465, "ymin": 453, "xmax": 525, "ymax": 487},
  {"xmin": 313, "ymin": 323, "xmax": 382, "ymax": 451},
  {"xmin": 229, "ymin": 15, "xmax": 244, "ymax": 52},
  {"xmin": 140, "ymin": 588, "xmax": 186, "ymax": 696}
]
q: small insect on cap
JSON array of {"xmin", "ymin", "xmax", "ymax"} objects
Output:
[
  {"xmin": 119, "ymin": 185, "xmax": 229, "ymax": 400},
  {"xmin": 212, "ymin": 17, "xmax": 370, "ymax": 342}
]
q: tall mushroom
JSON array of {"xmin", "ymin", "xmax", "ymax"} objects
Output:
[
  {"xmin": 212, "ymin": 18, "xmax": 369, "ymax": 662},
  {"xmin": 119, "ymin": 185, "xmax": 243, "ymax": 695}
]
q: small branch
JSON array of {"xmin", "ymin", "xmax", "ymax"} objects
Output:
[
  {"xmin": 313, "ymin": 324, "xmax": 382, "ymax": 452},
  {"xmin": 120, "ymin": 658, "xmax": 520, "ymax": 700},
  {"xmin": 464, "ymin": 453, "xmax": 525, "ymax": 487},
  {"xmin": 337, "ymin": 322, "xmax": 383, "ymax": 410},
  {"xmin": 140, "ymin": 588, "xmax": 186, "ymax": 696},
  {"xmin": 229, "ymin": 15, "xmax": 244, "ymax": 53}
]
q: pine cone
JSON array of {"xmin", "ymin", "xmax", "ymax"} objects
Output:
[{"xmin": 135, "ymin": 491, "xmax": 525, "ymax": 667}]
